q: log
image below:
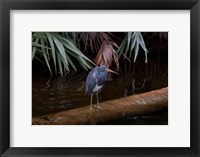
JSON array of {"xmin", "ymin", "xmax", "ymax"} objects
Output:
[{"xmin": 32, "ymin": 87, "xmax": 168, "ymax": 125}]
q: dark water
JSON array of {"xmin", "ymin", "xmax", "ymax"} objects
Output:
[
  {"xmin": 107, "ymin": 109, "xmax": 168, "ymax": 125},
  {"xmin": 32, "ymin": 71, "xmax": 136, "ymax": 116}
]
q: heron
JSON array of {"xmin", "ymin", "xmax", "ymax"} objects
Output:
[{"xmin": 85, "ymin": 66, "xmax": 118, "ymax": 110}]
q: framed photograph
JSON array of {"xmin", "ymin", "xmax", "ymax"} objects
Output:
[
  {"xmin": 0, "ymin": 0, "xmax": 199, "ymax": 156},
  {"xmin": 32, "ymin": 31, "xmax": 168, "ymax": 126}
]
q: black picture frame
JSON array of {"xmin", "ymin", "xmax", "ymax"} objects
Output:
[{"xmin": 0, "ymin": 0, "xmax": 199, "ymax": 156}]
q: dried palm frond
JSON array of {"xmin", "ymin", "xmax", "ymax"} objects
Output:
[
  {"xmin": 77, "ymin": 32, "xmax": 119, "ymax": 70},
  {"xmin": 77, "ymin": 32, "xmax": 103, "ymax": 53},
  {"xmin": 94, "ymin": 41, "xmax": 119, "ymax": 70}
]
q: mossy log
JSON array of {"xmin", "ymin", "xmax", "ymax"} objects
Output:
[{"xmin": 32, "ymin": 87, "xmax": 168, "ymax": 125}]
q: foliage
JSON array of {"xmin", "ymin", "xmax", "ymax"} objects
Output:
[
  {"xmin": 117, "ymin": 32, "xmax": 149, "ymax": 63},
  {"xmin": 32, "ymin": 32, "xmax": 94, "ymax": 76},
  {"xmin": 32, "ymin": 32, "xmax": 150, "ymax": 76},
  {"xmin": 75, "ymin": 32, "xmax": 119, "ymax": 70},
  {"xmin": 94, "ymin": 41, "xmax": 119, "ymax": 70}
]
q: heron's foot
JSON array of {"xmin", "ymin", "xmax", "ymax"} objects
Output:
[
  {"xmin": 94, "ymin": 104, "xmax": 100, "ymax": 108},
  {"xmin": 96, "ymin": 105, "xmax": 102, "ymax": 109},
  {"xmin": 90, "ymin": 107, "xmax": 93, "ymax": 110}
]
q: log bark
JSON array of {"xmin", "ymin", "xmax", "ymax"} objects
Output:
[{"xmin": 32, "ymin": 87, "xmax": 168, "ymax": 125}]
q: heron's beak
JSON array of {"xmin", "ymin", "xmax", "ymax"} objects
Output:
[{"xmin": 105, "ymin": 68, "xmax": 118, "ymax": 75}]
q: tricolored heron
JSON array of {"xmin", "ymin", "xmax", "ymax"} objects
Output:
[{"xmin": 86, "ymin": 66, "xmax": 118, "ymax": 109}]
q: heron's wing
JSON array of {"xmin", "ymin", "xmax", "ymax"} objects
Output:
[
  {"xmin": 86, "ymin": 69, "xmax": 97, "ymax": 94},
  {"xmin": 97, "ymin": 71, "xmax": 107, "ymax": 86}
]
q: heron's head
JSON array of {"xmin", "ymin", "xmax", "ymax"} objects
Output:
[{"xmin": 98, "ymin": 66, "xmax": 118, "ymax": 75}]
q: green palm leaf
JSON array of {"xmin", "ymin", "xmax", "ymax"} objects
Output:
[
  {"xmin": 32, "ymin": 32, "xmax": 95, "ymax": 76},
  {"xmin": 46, "ymin": 32, "xmax": 57, "ymax": 74},
  {"xmin": 117, "ymin": 32, "xmax": 149, "ymax": 63}
]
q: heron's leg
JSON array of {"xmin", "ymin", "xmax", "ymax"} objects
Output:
[
  {"xmin": 96, "ymin": 92, "xmax": 101, "ymax": 109},
  {"xmin": 90, "ymin": 94, "xmax": 93, "ymax": 110}
]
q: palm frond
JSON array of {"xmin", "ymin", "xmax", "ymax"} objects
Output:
[
  {"xmin": 32, "ymin": 32, "xmax": 95, "ymax": 77},
  {"xmin": 94, "ymin": 41, "xmax": 119, "ymax": 70},
  {"xmin": 117, "ymin": 32, "xmax": 149, "ymax": 63}
]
